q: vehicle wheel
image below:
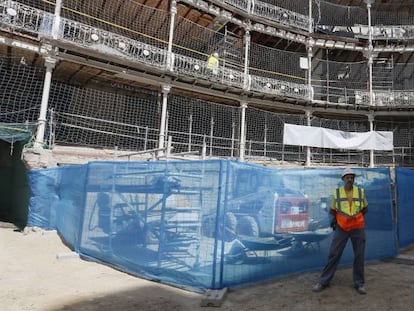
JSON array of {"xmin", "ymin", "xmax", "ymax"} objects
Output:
[
  {"xmin": 236, "ymin": 216, "xmax": 259, "ymax": 237},
  {"xmin": 222, "ymin": 212, "xmax": 237, "ymax": 241},
  {"xmin": 225, "ymin": 239, "xmax": 247, "ymax": 264}
]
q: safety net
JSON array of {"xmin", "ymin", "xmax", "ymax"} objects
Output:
[
  {"xmin": 395, "ymin": 167, "xmax": 414, "ymax": 248},
  {"xmin": 27, "ymin": 160, "xmax": 398, "ymax": 291}
]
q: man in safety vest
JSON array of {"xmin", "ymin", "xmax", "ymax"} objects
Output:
[
  {"xmin": 312, "ymin": 168, "xmax": 368, "ymax": 295},
  {"xmin": 207, "ymin": 52, "xmax": 219, "ymax": 75}
]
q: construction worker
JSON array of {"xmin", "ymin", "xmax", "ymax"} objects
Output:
[
  {"xmin": 312, "ymin": 168, "xmax": 368, "ymax": 295},
  {"xmin": 207, "ymin": 52, "xmax": 219, "ymax": 75}
]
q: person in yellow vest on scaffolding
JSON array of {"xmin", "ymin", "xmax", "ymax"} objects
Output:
[
  {"xmin": 312, "ymin": 168, "xmax": 368, "ymax": 295},
  {"xmin": 207, "ymin": 52, "xmax": 219, "ymax": 76}
]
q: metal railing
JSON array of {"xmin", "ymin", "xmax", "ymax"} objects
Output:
[
  {"xmin": 3, "ymin": 1, "xmax": 414, "ymax": 107},
  {"xmin": 2, "ymin": 1, "xmax": 414, "ymax": 167}
]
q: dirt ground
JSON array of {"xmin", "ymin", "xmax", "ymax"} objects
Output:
[{"xmin": 1, "ymin": 223, "xmax": 414, "ymax": 311}]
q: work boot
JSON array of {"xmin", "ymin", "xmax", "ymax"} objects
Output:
[
  {"xmin": 355, "ymin": 285, "xmax": 367, "ymax": 295},
  {"xmin": 312, "ymin": 283, "xmax": 326, "ymax": 292}
]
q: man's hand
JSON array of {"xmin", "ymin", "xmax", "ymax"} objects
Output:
[{"xmin": 330, "ymin": 218, "xmax": 337, "ymax": 230}]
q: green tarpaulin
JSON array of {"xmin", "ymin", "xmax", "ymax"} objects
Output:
[{"xmin": 0, "ymin": 123, "xmax": 36, "ymax": 144}]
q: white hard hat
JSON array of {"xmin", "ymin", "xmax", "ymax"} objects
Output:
[{"xmin": 341, "ymin": 168, "xmax": 356, "ymax": 178}]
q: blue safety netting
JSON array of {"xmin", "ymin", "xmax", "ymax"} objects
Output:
[
  {"xmin": 27, "ymin": 160, "xmax": 397, "ymax": 291},
  {"xmin": 395, "ymin": 167, "xmax": 414, "ymax": 248}
]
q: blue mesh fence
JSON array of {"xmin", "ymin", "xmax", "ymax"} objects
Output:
[
  {"xmin": 27, "ymin": 165, "xmax": 87, "ymax": 248},
  {"xmin": 27, "ymin": 160, "xmax": 398, "ymax": 291},
  {"xmin": 395, "ymin": 167, "xmax": 414, "ymax": 248}
]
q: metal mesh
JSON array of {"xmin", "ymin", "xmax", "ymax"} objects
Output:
[
  {"xmin": 312, "ymin": 57, "xmax": 368, "ymax": 105},
  {"xmin": 253, "ymin": 0, "xmax": 311, "ymax": 31},
  {"xmin": 1, "ymin": 1, "xmax": 414, "ymax": 165},
  {"xmin": 57, "ymin": 0, "xmax": 170, "ymax": 68},
  {"xmin": 0, "ymin": 49, "xmax": 413, "ymax": 165},
  {"xmin": 166, "ymin": 95, "xmax": 240, "ymax": 157},
  {"xmin": 245, "ymin": 108, "xmax": 305, "ymax": 161},
  {"xmin": 48, "ymin": 82, "xmax": 161, "ymax": 151},
  {"xmin": 4, "ymin": 0, "xmax": 414, "ymax": 104},
  {"xmin": 0, "ymin": 55, "xmax": 43, "ymax": 123},
  {"xmin": 173, "ymin": 16, "xmax": 220, "ymax": 60},
  {"xmin": 372, "ymin": 4, "xmax": 414, "ymax": 26},
  {"xmin": 249, "ymin": 43, "xmax": 306, "ymax": 84},
  {"xmin": 61, "ymin": 0, "xmax": 170, "ymax": 43},
  {"xmin": 261, "ymin": 0, "xmax": 309, "ymax": 16},
  {"xmin": 172, "ymin": 16, "xmax": 244, "ymax": 87},
  {"xmin": 315, "ymin": 1, "xmax": 367, "ymax": 27}
]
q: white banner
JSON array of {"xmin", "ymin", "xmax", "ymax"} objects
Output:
[{"xmin": 283, "ymin": 124, "xmax": 393, "ymax": 150}]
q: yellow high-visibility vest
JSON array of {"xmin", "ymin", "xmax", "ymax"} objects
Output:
[
  {"xmin": 207, "ymin": 55, "xmax": 219, "ymax": 70},
  {"xmin": 332, "ymin": 186, "xmax": 367, "ymax": 231}
]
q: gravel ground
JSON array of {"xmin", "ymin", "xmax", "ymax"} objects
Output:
[{"xmin": 1, "ymin": 223, "xmax": 414, "ymax": 311}]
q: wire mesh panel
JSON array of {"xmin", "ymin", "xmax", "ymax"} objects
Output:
[
  {"xmin": 394, "ymin": 63, "xmax": 414, "ymax": 91},
  {"xmin": 0, "ymin": 52, "xmax": 48, "ymax": 143},
  {"xmin": 260, "ymin": 0, "xmax": 309, "ymax": 16},
  {"xmin": 173, "ymin": 16, "xmax": 244, "ymax": 87},
  {"xmin": 0, "ymin": 54, "xmax": 44, "ymax": 123},
  {"xmin": 173, "ymin": 16, "xmax": 220, "ymax": 60},
  {"xmin": 245, "ymin": 107, "xmax": 306, "ymax": 161},
  {"xmin": 311, "ymin": 117, "xmax": 369, "ymax": 132},
  {"xmin": 315, "ymin": 1, "xmax": 367, "ymax": 28},
  {"xmin": 312, "ymin": 57, "xmax": 368, "ymax": 105},
  {"xmin": 372, "ymin": 4, "xmax": 414, "ymax": 26},
  {"xmin": 1, "ymin": 50, "xmax": 414, "ymax": 165},
  {"xmin": 248, "ymin": 43, "xmax": 310, "ymax": 98},
  {"xmin": 310, "ymin": 116, "xmax": 371, "ymax": 166},
  {"xmin": 253, "ymin": 0, "xmax": 311, "ymax": 31},
  {"xmin": 167, "ymin": 95, "xmax": 240, "ymax": 157},
  {"xmin": 245, "ymin": 108, "xmax": 276, "ymax": 159},
  {"xmin": 376, "ymin": 120, "xmax": 414, "ymax": 166},
  {"xmin": 48, "ymin": 81, "xmax": 161, "ymax": 151},
  {"xmin": 250, "ymin": 43, "xmax": 306, "ymax": 84},
  {"xmin": 56, "ymin": 0, "xmax": 169, "ymax": 69},
  {"xmin": 61, "ymin": 0, "xmax": 169, "ymax": 45}
]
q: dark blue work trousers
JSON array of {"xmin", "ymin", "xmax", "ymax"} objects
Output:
[{"xmin": 319, "ymin": 226, "xmax": 366, "ymax": 287}]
